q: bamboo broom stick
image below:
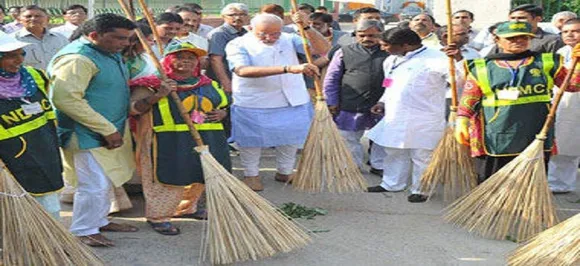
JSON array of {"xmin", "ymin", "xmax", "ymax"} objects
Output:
[
  {"xmin": 290, "ymin": 0, "xmax": 367, "ymax": 193},
  {"xmin": 444, "ymin": 57, "xmax": 578, "ymax": 242},
  {"xmin": 418, "ymin": 0, "xmax": 477, "ymax": 200},
  {"xmin": 117, "ymin": 1, "xmax": 311, "ymax": 264},
  {"xmin": 289, "ymin": 0, "xmax": 323, "ymax": 98}
]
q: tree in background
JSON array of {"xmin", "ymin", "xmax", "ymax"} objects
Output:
[{"xmin": 512, "ymin": 0, "xmax": 580, "ymax": 21}]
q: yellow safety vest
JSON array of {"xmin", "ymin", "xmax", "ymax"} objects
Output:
[
  {"xmin": 0, "ymin": 67, "xmax": 56, "ymax": 141},
  {"xmin": 152, "ymin": 81, "xmax": 228, "ymax": 132}
]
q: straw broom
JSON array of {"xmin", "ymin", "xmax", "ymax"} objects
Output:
[
  {"xmin": 0, "ymin": 160, "xmax": 104, "ymax": 266},
  {"xmin": 418, "ymin": 0, "xmax": 477, "ymax": 201},
  {"xmin": 118, "ymin": 1, "xmax": 311, "ymax": 264},
  {"xmin": 507, "ymin": 213, "xmax": 580, "ymax": 266},
  {"xmin": 290, "ymin": 0, "xmax": 367, "ymax": 193},
  {"xmin": 444, "ymin": 57, "xmax": 579, "ymax": 243}
]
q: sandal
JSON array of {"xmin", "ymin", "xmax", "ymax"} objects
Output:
[
  {"xmin": 100, "ymin": 222, "xmax": 139, "ymax": 232},
  {"xmin": 78, "ymin": 233, "xmax": 115, "ymax": 247},
  {"xmin": 191, "ymin": 209, "xmax": 208, "ymax": 220},
  {"xmin": 147, "ymin": 221, "xmax": 181, "ymax": 236}
]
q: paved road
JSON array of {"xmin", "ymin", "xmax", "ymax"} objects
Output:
[{"xmin": 59, "ymin": 148, "xmax": 580, "ymax": 266}]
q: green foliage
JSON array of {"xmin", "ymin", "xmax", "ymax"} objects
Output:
[
  {"xmin": 279, "ymin": 202, "xmax": 328, "ymax": 220},
  {"xmin": 511, "ymin": 0, "xmax": 580, "ymax": 21}
]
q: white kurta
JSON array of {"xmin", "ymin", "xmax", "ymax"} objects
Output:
[
  {"xmin": 554, "ymin": 46, "xmax": 580, "ymax": 156},
  {"xmin": 366, "ymin": 47, "xmax": 465, "ymax": 150},
  {"xmin": 547, "ymin": 45, "xmax": 580, "ymax": 193}
]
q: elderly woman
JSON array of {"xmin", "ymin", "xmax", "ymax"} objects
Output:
[
  {"xmin": 0, "ymin": 34, "xmax": 63, "ymax": 218},
  {"xmin": 455, "ymin": 21, "xmax": 580, "ymax": 182},
  {"xmin": 130, "ymin": 41, "xmax": 230, "ymax": 235}
]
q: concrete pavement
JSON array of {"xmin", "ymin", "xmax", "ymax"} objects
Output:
[{"xmin": 58, "ymin": 148, "xmax": 580, "ymax": 266}]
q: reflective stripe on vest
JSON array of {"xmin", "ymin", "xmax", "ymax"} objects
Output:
[
  {"xmin": 25, "ymin": 67, "xmax": 56, "ymax": 120},
  {"xmin": 213, "ymin": 81, "xmax": 228, "ymax": 109},
  {"xmin": 474, "ymin": 55, "xmax": 554, "ymax": 107},
  {"xmin": 153, "ymin": 96, "xmax": 226, "ymax": 132},
  {"xmin": 0, "ymin": 68, "xmax": 55, "ymax": 140}
]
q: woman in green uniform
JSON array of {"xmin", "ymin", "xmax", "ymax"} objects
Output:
[
  {"xmin": 455, "ymin": 21, "xmax": 580, "ymax": 182},
  {"xmin": 129, "ymin": 40, "xmax": 230, "ymax": 235},
  {"xmin": 0, "ymin": 35, "xmax": 64, "ymax": 218}
]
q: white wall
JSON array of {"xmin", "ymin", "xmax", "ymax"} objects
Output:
[{"xmin": 431, "ymin": 0, "xmax": 511, "ymax": 30}]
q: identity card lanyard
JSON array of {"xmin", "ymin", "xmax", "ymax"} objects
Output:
[
  {"xmin": 388, "ymin": 46, "xmax": 428, "ymax": 76},
  {"xmin": 504, "ymin": 58, "xmax": 527, "ymax": 87},
  {"xmin": 497, "ymin": 58, "xmax": 527, "ymax": 101}
]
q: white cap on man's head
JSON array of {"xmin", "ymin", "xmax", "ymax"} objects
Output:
[{"xmin": 0, "ymin": 34, "xmax": 30, "ymax": 53}]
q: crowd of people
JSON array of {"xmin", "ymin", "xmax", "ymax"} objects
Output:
[{"xmin": 0, "ymin": 2, "xmax": 578, "ymax": 249}]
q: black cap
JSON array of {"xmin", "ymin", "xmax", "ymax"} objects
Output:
[{"xmin": 510, "ymin": 4, "xmax": 543, "ymax": 17}]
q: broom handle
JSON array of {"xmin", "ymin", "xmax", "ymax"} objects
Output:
[
  {"xmin": 445, "ymin": 0, "xmax": 458, "ymax": 109},
  {"xmin": 539, "ymin": 57, "xmax": 579, "ymax": 137},
  {"xmin": 290, "ymin": 0, "xmax": 324, "ymax": 98},
  {"xmin": 137, "ymin": 0, "xmax": 164, "ymax": 55},
  {"xmin": 118, "ymin": 0, "xmax": 206, "ymax": 147}
]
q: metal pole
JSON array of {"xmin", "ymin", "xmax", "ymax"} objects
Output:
[{"xmin": 88, "ymin": 0, "xmax": 94, "ymax": 18}]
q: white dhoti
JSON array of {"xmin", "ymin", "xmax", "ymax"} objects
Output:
[
  {"xmin": 240, "ymin": 145, "xmax": 298, "ymax": 177},
  {"xmin": 69, "ymin": 151, "xmax": 113, "ymax": 236},
  {"xmin": 548, "ymin": 155, "xmax": 579, "ymax": 193},
  {"xmin": 339, "ymin": 130, "xmax": 386, "ymax": 169},
  {"xmin": 379, "ymin": 147, "xmax": 432, "ymax": 194}
]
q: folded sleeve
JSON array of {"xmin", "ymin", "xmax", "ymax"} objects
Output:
[{"xmin": 225, "ymin": 39, "xmax": 251, "ymax": 71}]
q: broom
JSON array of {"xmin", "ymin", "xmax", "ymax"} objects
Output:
[
  {"xmin": 290, "ymin": 0, "xmax": 368, "ymax": 193},
  {"xmin": 118, "ymin": 1, "xmax": 311, "ymax": 264},
  {"xmin": 507, "ymin": 213, "xmax": 580, "ymax": 266},
  {"xmin": 0, "ymin": 159, "xmax": 104, "ymax": 266},
  {"xmin": 418, "ymin": 0, "xmax": 478, "ymax": 201},
  {"xmin": 444, "ymin": 57, "xmax": 579, "ymax": 243}
]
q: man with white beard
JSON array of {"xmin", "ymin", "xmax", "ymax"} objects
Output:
[{"xmin": 225, "ymin": 13, "xmax": 330, "ymax": 191}]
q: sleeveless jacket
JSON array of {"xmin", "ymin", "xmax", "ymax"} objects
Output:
[
  {"xmin": 48, "ymin": 38, "xmax": 130, "ymax": 149},
  {"xmin": 0, "ymin": 67, "xmax": 64, "ymax": 194},
  {"xmin": 466, "ymin": 53, "xmax": 562, "ymax": 156},
  {"xmin": 340, "ymin": 43, "xmax": 388, "ymax": 112}
]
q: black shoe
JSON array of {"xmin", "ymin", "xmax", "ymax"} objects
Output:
[
  {"xmin": 552, "ymin": 191, "xmax": 571, "ymax": 195},
  {"xmin": 369, "ymin": 167, "xmax": 383, "ymax": 176},
  {"xmin": 407, "ymin": 194, "xmax": 428, "ymax": 203},
  {"xmin": 367, "ymin": 185, "xmax": 389, "ymax": 193}
]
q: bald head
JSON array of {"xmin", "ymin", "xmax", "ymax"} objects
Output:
[
  {"xmin": 250, "ymin": 13, "xmax": 283, "ymax": 28},
  {"xmin": 251, "ymin": 13, "xmax": 284, "ymax": 45}
]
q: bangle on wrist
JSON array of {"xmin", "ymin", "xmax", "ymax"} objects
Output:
[{"xmin": 303, "ymin": 26, "xmax": 311, "ymax": 31}]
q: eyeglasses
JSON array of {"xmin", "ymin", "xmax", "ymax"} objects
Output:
[
  {"xmin": 224, "ymin": 13, "xmax": 247, "ymax": 17},
  {"xmin": 65, "ymin": 10, "xmax": 86, "ymax": 15},
  {"xmin": 256, "ymin": 32, "xmax": 281, "ymax": 38}
]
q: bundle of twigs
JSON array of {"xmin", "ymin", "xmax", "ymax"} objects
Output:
[
  {"xmin": 508, "ymin": 213, "xmax": 580, "ymax": 266},
  {"xmin": 418, "ymin": 112, "xmax": 477, "ymax": 201},
  {"xmin": 291, "ymin": 0, "xmax": 367, "ymax": 193},
  {"xmin": 118, "ymin": 0, "xmax": 311, "ymax": 264},
  {"xmin": 444, "ymin": 58, "xmax": 579, "ymax": 243},
  {"xmin": 0, "ymin": 160, "xmax": 104, "ymax": 266},
  {"xmin": 418, "ymin": 0, "xmax": 477, "ymax": 201}
]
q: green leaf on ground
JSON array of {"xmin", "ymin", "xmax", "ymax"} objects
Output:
[
  {"xmin": 279, "ymin": 202, "xmax": 328, "ymax": 220},
  {"xmin": 310, "ymin": 229, "xmax": 331, "ymax": 233}
]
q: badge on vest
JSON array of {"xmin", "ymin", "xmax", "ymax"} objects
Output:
[
  {"xmin": 21, "ymin": 102, "xmax": 43, "ymax": 116},
  {"xmin": 382, "ymin": 78, "xmax": 394, "ymax": 88},
  {"xmin": 497, "ymin": 89, "xmax": 520, "ymax": 101}
]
